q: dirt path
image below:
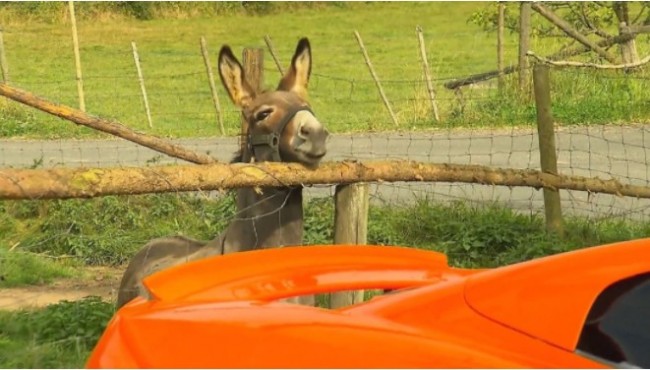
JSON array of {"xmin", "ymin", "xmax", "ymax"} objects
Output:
[{"xmin": 0, "ymin": 266, "xmax": 124, "ymax": 310}]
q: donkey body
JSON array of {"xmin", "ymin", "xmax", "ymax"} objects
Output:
[{"xmin": 116, "ymin": 38, "xmax": 328, "ymax": 308}]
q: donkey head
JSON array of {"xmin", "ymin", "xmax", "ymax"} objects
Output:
[{"xmin": 218, "ymin": 38, "xmax": 328, "ymax": 168}]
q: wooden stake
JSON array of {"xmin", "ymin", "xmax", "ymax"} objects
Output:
[
  {"xmin": 0, "ymin": 29, "xmax": 9, "ymax": 83},
  {"xmin": 518, "ymin": 2, "xmax": 532, "ymax": 93},
  {"xmin": 353, "ymin": 30, "xmax": 399, "ymax": 126},
  {"xmin": 200, "ymin": 37, "xmax": 225, "ymax": 135},
  {"xmin": 264, "ymin": 35, "xmax": 284, "ymax": 75},
  {"xmin": 131, "ymin": 41, "xmax": 153, "ymax": 128},
  {"xmin": 330, "ymin": 183, "xmax": 370, "ymax": 308},
  {"xmin": 497, "ymin": 2, "xmax": 505, "ymax": 91},
  {"xmin": 415, "ymin": 25, "xmax": 440, "ymax": 122},
  {"xmin": 240, "ymin": 48, "xmax": 264, "ymax": 152},
  {"xmin": 532, "ymin": 64, "xmax": 563, "ymax": 237},
  {"xmin": 69, "ymin": 1, "xmax": 85, "ymax": 112}
]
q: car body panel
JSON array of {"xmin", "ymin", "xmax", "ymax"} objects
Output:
[
  {"xmin": 464, "ymin": 238, "xmax": 650, "ymax": 351},
  {"xmin": 87, "ymin": 240, "xmax": 650, "ymax": 368},
  {"xmin": 141, "ymin": 245, "xmax": 476, "ymax": 304}
]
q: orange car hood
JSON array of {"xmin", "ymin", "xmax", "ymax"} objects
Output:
[{"xmin": 464, "ymin": 238, "xmax": 650, "ymax": 351}]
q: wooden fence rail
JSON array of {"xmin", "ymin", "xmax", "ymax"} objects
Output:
[{"xmin": 2, "ymin": 160, "xmax": 650, "ymax": 201}]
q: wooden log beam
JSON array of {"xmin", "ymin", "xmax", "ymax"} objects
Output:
[
  {"xmin": 0, "ymin": 83, "xmax": 216, "ymax": 165},
  {"xmin": 443, "ymin": 32, "xmax": 635, "ymax": 90},
  {"xmin": 531, "ymin": 3, "xmax": 618, "ymax": 64},
  {"xmin": 1, "ymin": 160, "xmax": 648, "ymax": 200}
]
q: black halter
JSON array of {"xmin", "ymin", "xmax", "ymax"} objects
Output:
[{"xmin": 248, "ymin": 106, "xmax": 313, "ymax": 162}]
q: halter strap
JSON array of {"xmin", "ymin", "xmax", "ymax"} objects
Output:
[{"xmin": 248, "ymin": 106, "xmax": 313, "ymax": 162}]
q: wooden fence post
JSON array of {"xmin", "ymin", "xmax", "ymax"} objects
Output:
[
  {"xmin": 69, "ymin": 1, "xmax": 85, "ymax": 112},
  {"xmin": 518, "ymin": 2, "xmax": 532, "ymax": 94},
  {"xmin": 497, "ymin": 2, "xmax": 505, "ymax": 91},
  {"xmin": 0, "ymin": 28, "xmax": 9, "ymax": 83},
  {"xmin": 263, "ymin": 35, "xmax": 284, "ymax": 75},
  {"xmin": 200, "ymin": 37, "xmax": 225, "ymax": 135},
  {"xmin": 532, "ymin": 64, "xmax": 563, "ymax": 237},
  {"xmin": 353, "ymin": 30, "xmax": 399, "ymax": 127},
  {"xmin": 415, "ymin": 25, "xmax": 440, "ymax": 123},
  {"xmin": 330, "ymin": 183, "xmax": 370, "ymax": 308},
  {"xmin": 240, "ymin": 48, "xmax": 264, "ymax": 152},
  {"xmin": 131, "ymin": 41, "xmax": 153, "ymax": 128}
]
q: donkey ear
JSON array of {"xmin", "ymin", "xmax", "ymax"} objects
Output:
[
  {"xmin": 218, "ymin": 45, "xmax": 255, "ymax": 107},
  {"xmin": 277, "ymin": 38, "xmax": 311, "ymax": 99}
]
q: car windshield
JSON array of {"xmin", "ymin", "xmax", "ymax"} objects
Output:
[{"xmin": 577, "ymin": 272, "xmax": 650, "ymax": 368}]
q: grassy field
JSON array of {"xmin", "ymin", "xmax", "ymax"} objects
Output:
[{"xmin": 0, "ymin": 2, "xmax": 648, "ymax": 139}]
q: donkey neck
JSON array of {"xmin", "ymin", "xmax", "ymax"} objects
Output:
[
  {"xmin": 229, "ymin": 185, "xmax": 304, "ymax": 250},
  {"xmin": 217, "ymin": 148, "xmax": 303, "ymax": 251}
]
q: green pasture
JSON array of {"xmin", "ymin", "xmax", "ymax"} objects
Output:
[{"xmin": 0, "ymin": 2, "xmax": 648, "ymax": 139}]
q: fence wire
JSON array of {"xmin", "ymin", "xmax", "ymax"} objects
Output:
[{"xmin": 1, "ymin": 28, "xmax": 650, "ymax": 313}]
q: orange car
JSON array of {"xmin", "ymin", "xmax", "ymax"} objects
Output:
[{"xmin": 87, "ymin": 239, "xmax": 650, "ymax": 368}]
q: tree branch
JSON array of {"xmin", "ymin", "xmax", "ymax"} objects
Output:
[{"xmin": 531, "ymin": 3, "xmax": 619, "ymax": 63}]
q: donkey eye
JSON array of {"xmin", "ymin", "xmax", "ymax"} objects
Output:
[{"xmin": 255, "ymin": 109, "xmax": 273, "ymax": 121}]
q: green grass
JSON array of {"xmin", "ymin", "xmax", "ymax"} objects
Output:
[
  {"xmin": 0, "ymin": 249, "xmax": 77, "ymax": 288},
  {"xmin": 0, "ymin": 296, "xmax": 115, "ymax": 368},
  {"xmin": 2, "ymin": 194, "xmax": 650, "ymax": 368},
  {"xmin": 0, "ymin": 193, "xmax": 237, "ymax": 266},
  {"xmin": 3, "ymin": 194, "xmax": 650, "ymax": 270},
  {"xmin": 0, "ymin": 2, "xmax": 647, "ymax": 139}
]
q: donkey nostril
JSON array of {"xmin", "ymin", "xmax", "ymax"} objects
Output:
[{"xmin": 300, "ymin": 125, "xmax": 311, "ymax": 137}]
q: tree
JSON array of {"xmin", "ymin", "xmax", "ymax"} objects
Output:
[{"xmin": 469, "ymin": 2, "xmax": 650, "ymax": 63}]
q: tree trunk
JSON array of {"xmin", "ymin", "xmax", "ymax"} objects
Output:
[{"xmin": 613, "ymin": 2, "xmax": 640, "ymax": 64}]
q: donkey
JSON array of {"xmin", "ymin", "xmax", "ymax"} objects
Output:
[{"xmin": 116, "ymin": 38, "xmax": 329, "ymax": 308}]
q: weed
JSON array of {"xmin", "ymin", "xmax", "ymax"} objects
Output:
[
  {"xmin": 0, "ymin": 296, "xmax": 114, "ymax": 368},
  {"xmin": 303, "ymin": 197, "xmax": 334, "ymax": 245},
  {"xmin": 2, "ymin": 193, "xmax": 237, "ymax": 265},
  {"xmin": 0, "ymin": 249, "xmax": 76, "ymax": 287}
]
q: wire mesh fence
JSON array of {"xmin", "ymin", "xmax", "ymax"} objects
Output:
[{"xmin": 1, "ymin": 22, "xmax": 650, "ymax": 316}]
